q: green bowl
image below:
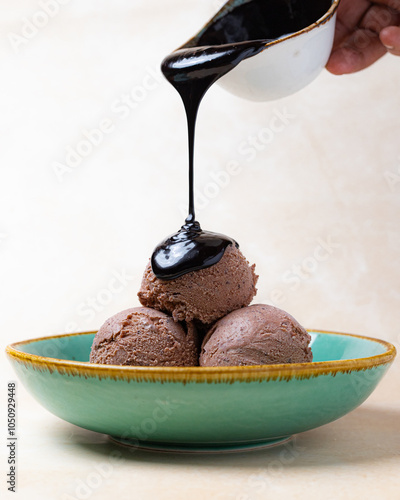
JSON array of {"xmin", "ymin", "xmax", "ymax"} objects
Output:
[{"xmin": 6, "ymin": 330, "xmax": 396, "ymax": 453}]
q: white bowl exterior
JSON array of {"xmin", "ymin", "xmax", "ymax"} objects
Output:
[{"xmin": 218, "ymin": 13, "xmax": 337, "ymax": 101}]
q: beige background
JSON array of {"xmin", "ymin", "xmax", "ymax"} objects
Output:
[{"xmin": 1, "ymin": 1, "xmax": 399, "ymax": 499}]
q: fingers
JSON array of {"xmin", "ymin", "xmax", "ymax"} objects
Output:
[
  {"xmin": 359, "ymin": 3, "xmax": 400, "ymax": 33},
  {"xmin": 367, "ymin": 0, "xmax": 400, "ymax": 11},
  {"xmin": 380, "ymin": 25, "xmax": 400, "ymax": 54},
  {"xmin": 332, "ymin": 0, "xmax": 371, "ymax": 48},
  {"xmin": 336, "ymin": 0, "xmax": 371, "ymax": 31},
  {"xmin": 326, "ymin": 29, "xmax": 387, "ymax": 74},
  {"xmin": 327, "ymin": 0, "xmax": 400, "ymax": 74}
]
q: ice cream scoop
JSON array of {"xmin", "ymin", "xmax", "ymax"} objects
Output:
[
  {"xmin": 200, "ymin": 304, "xmax": 313, "ymax": 367},
  {"xmin": 138, "ymin": 243, "xmax": 258, "ymax": 325},
  {"xmin": 90, "ymin": 307, "xmax": 198, "ymax": 367}
]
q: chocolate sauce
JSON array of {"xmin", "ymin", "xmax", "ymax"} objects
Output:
[
  {"xmin": 152, "ymin": 0, "xmax": 332, "ymax": 280},
  {"xmin": 151, "ymin": 221, "xmax": 238, "ymax": 280},
  {"xmin": 193, "ymin": 0, "xmax": 332, "ymax": 47},
  {"xmin": 153, "ymin": 42, "xmax": 264, "ymax": 280}
]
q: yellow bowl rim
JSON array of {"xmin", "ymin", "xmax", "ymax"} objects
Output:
[{"xmin": 5, "ymin": 329, "xmax": 396, "ymax": 383}]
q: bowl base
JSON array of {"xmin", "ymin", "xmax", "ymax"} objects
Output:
[{"xmin": 109, "ymin": 435, "xmax": 293, "ymax": 454}]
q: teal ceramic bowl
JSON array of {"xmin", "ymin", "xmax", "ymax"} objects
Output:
[{"xmin": 6, "ymin": 330, "xmax": 396, "ymax": 453}]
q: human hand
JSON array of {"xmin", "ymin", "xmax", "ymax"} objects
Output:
[{"xmin": 326, "ymin": 0, "xmax": 400, "ymax": 75}]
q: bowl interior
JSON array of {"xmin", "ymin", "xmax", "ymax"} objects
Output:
[{"xmin": 16, "ymin": 331, "xmax": 388, "ymax": 365}]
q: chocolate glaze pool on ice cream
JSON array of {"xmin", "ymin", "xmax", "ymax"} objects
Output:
[
  {"xmin": 140, "ymin": 244, "xmax": 258, "ymax": 325},
  {"xmin": 151, "ymin": 222, "xmax": 238, "ymax": 281}
]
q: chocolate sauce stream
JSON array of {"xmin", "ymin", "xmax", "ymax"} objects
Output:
[
  {"xmin": 152, "ymin": 0, "xmax": 332, "ymax": 280},
  {"xmin": 152, "ymin": 43, "xmax": 265, "ymax": 281},
  {"xmin": 162, "ymin": 43, "xmax": 266, "ymax": 224}
]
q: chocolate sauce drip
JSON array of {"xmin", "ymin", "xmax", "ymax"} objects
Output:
[
  {"xmin": 153, "ymin": 42, "xmax": 265, "ymax": 280},
  {"xmin": 152, "ymin": 0, "xmax": 332, "ymax": 280},
  {"xmin": 151, "ymin": 221, "xmax": 238, "ymax": 280},
  {"xmin": 161, "ymin": 42, "xmax": 266, "ymax": 224}
]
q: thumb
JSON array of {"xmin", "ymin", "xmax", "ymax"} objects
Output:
[{"xmin": 380, "ymin": 26, "xmax": 400, "ymax": 56}]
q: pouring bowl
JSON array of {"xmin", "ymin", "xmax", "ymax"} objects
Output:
[{"xmin": 186, "ymin": 0, "xmax": 341, "ymax": 101}]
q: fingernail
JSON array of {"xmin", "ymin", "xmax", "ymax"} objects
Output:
[{"xmin": 383, "ymin": 43, "xmax": 394, "ymax": 50}]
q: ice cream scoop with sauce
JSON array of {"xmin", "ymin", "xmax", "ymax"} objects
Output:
[{"xmin": 138, "ymin": 244, "xmax": 258, "ymax": 325}]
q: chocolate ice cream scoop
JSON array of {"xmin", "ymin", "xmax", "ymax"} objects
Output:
[
  {"xmin": 90, "ymin": 307, "xmax": 198, "ymax": 367},
  {"xmin": 138, "ymin": 244, "xmax": 258, "ymax": 325},
  {"xmin": 200, "ymin": 304, "xmax": 313, "ymax": 367}
]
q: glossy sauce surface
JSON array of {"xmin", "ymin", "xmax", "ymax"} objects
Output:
[{"xmin": 151, "ymin": 222, "xmax": 238, "ymax": 280}]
